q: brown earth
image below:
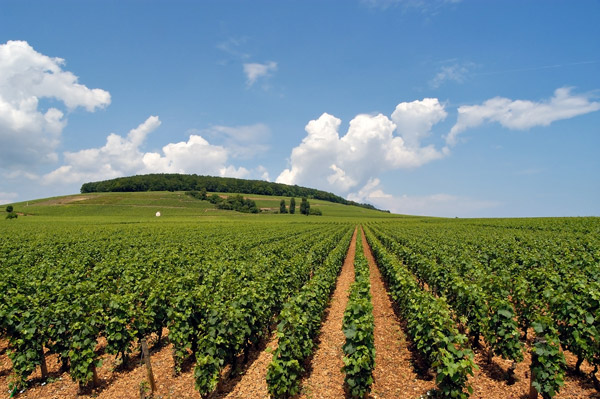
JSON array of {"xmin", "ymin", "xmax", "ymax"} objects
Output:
[
  {"xmin": 0, "ymin": 334, "xmax": 200, "ymax": 399},
  {"xmin": 32, "ymin": 196, "xmax": 92, "ymax": 206},
  {"xmin": 215, "ymin": 331, "xmax": 278, "ymax": 399}
]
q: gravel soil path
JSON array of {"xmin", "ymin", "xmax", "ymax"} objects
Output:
[
  {"xmin": 296, "ymin": 228, "xmax": 357, "ymax": 399},
  {"xmin": 361, "ymin": 229, "xmax": 435, "ymax": 399}
]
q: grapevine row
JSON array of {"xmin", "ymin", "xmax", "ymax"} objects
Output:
[
  {"xmin": 368, "ymin": 219, "xmax": 599, "ymax": 396},
  {"xmin": 341, "ymin": 228, "xmax": 375, "ymax": 398},
  {"xmin": 363, "ymin": 226, "xmax": 476, "ymax": 398},
  {"xmin": 368, "ymin": 226, "xmax": 523, "ymax": 376}
]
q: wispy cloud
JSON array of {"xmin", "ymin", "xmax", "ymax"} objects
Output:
[
  {"xmin": 430, "ymin": 62, "xmax": 475, "ymax": 88},
  {"xmin": 362, "ymin": 0, "xmax": 462, "ymax": 13},
  {"xmin": 217, "ymin": 38, "xmax": 279, "ymax": 89},
  {"xmin": 216, "ymin": 37, "xmax": 250, "ymax": 60},
  {"xmin": 380, "ymin": 192, "xmax": 501, "ymax": 217},
  {"xmin": 447, "ymin": 87, "xmax": 600, "ymax": 146},
  {"xmin": 203, "ymin": 123, "xmax": 271, "ymax": 159},
  {"xmin": 347, "ymin": 179, "xmax": 499, "ymax": 217},
  {"xmin": 0, "ymin": 192, "xmax": 18, "ymax": 205},
  {"xmin": 243, "ymin": 61, "xmax": 278, "ymax": 87},
  {"xmin": 474, "ymin": 60, "xmax": 600, "ymax": 77}
]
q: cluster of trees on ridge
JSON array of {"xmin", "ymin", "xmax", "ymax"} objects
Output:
[
  {"xmin": 80, "ymin": 174, "xmax": 387, "ymax": 212},
  {"xmin": 187, "ymin": 189, "xmax": 320, "ymax": 215},
  {"xmin": 187, "ymin": 190, "xmax": 260, "ymax": 214},
  {"xmin": 279, "ymin": 197, "xmax": 321, "ymax": 215}
]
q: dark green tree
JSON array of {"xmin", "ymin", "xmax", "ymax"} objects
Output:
[
  {"xmin": 279, "ymin": 199, "xmax": 287, "ymax": 214},
  {"xmin": 6, "ymin": 212, "xmax": 17, "ymax": 220},
  {"xmin": 300, "ymin": 197, "xmax": 310, "ymax": 216},
  {"xmin": 5, "ymin": 205, "xmax": 17, "ymax": 219},
  {"xmin": 289, "ymin": 197, "xmax": 296, "ymax": 214},
  {"xmin": 200, "ymin": 188, "xmax": 207, "ymax": 200}
]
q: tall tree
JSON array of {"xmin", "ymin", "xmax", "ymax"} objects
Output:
[
  {"xmin": 300, "ymin": 197, "xmax": 310, "ymax": 216},
  {"xmin": 289, "ymin": 197, "xmax": 296, "ymax": 214},
  {"xmin": 279, "ymin": 199, "xmax": 287, "ymax": 214}
]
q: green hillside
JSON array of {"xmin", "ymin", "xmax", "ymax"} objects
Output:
[{"xmin": 2, "ymin": 191, "xmax": 399, "ymax": 223}]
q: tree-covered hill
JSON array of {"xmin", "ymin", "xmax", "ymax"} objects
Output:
[{"xmin": 80, "ymin": 174, "xmax": 387, "ymax": 212}]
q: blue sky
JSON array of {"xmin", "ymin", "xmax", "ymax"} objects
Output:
[{"xmin": 1, "ymin": 0, "xmax": 599, "ymax": 217}]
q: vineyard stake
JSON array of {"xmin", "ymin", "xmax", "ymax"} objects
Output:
[
  {"xmin": 529, "ymin": 337, "xmax": 540, "ymax": 399},
  {"xmin": 141, "ymin": 338, "xmax": 157, "ymax": 392},
  {"xmin": 39, "ymin": 346, "xmax": 48, "ymax": 380},
  {"xmin": 507, "ymin": 361, "xmax": 517, "ymax": 385},
  {"xmin": 92, "ymin": 364, "xmax": 100, "ymax": 387}
]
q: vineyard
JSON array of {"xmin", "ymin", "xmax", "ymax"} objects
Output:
[{"xmin": 0, "ymin": 192, "xmax": 599, "ymax": 398}]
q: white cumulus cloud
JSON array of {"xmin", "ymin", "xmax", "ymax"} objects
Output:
[
  {"xmin": 447, "ymin": 87, "xmax": 600, "ymax": 146},
  {"xmin": 346, "ymin": 178, "xmax": 392, "ymax": 203},
  {"xmin": 44, "ymin": 116, "xmax": 162, "ymax": 184},
  {"xmin": 256, "ymin": 165, "xmax": 271, "ymax": 181},
  {"xmin": 141, "ymin": 135, "xmax": 229, "ymax": 175},
  {"xmin": 276, "ymin": 99, "xmax": 447, "ymax": 196},
  {"xmin": 391, "ymin": 98, "xmax": 447, "ymax": 148},
  {"xmin": 0, "ymin": 40, "xmax": 111, "ymax": 169},
  {"xmin": 44, "ymin": 116, "xmax": 260, "ymax": 186},
  {"xmin": 243, "ymin": 61, "xmax": 278, "ymax": 87}
]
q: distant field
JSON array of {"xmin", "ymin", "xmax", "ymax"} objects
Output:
[{"xmin": 2, "ymin": 191, "xmax": 397, "ymax": 221}]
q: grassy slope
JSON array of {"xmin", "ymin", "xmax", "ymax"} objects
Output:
[{"xmin": 1, "ymin": 191, "xmax": 399, "ymax": 224}]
